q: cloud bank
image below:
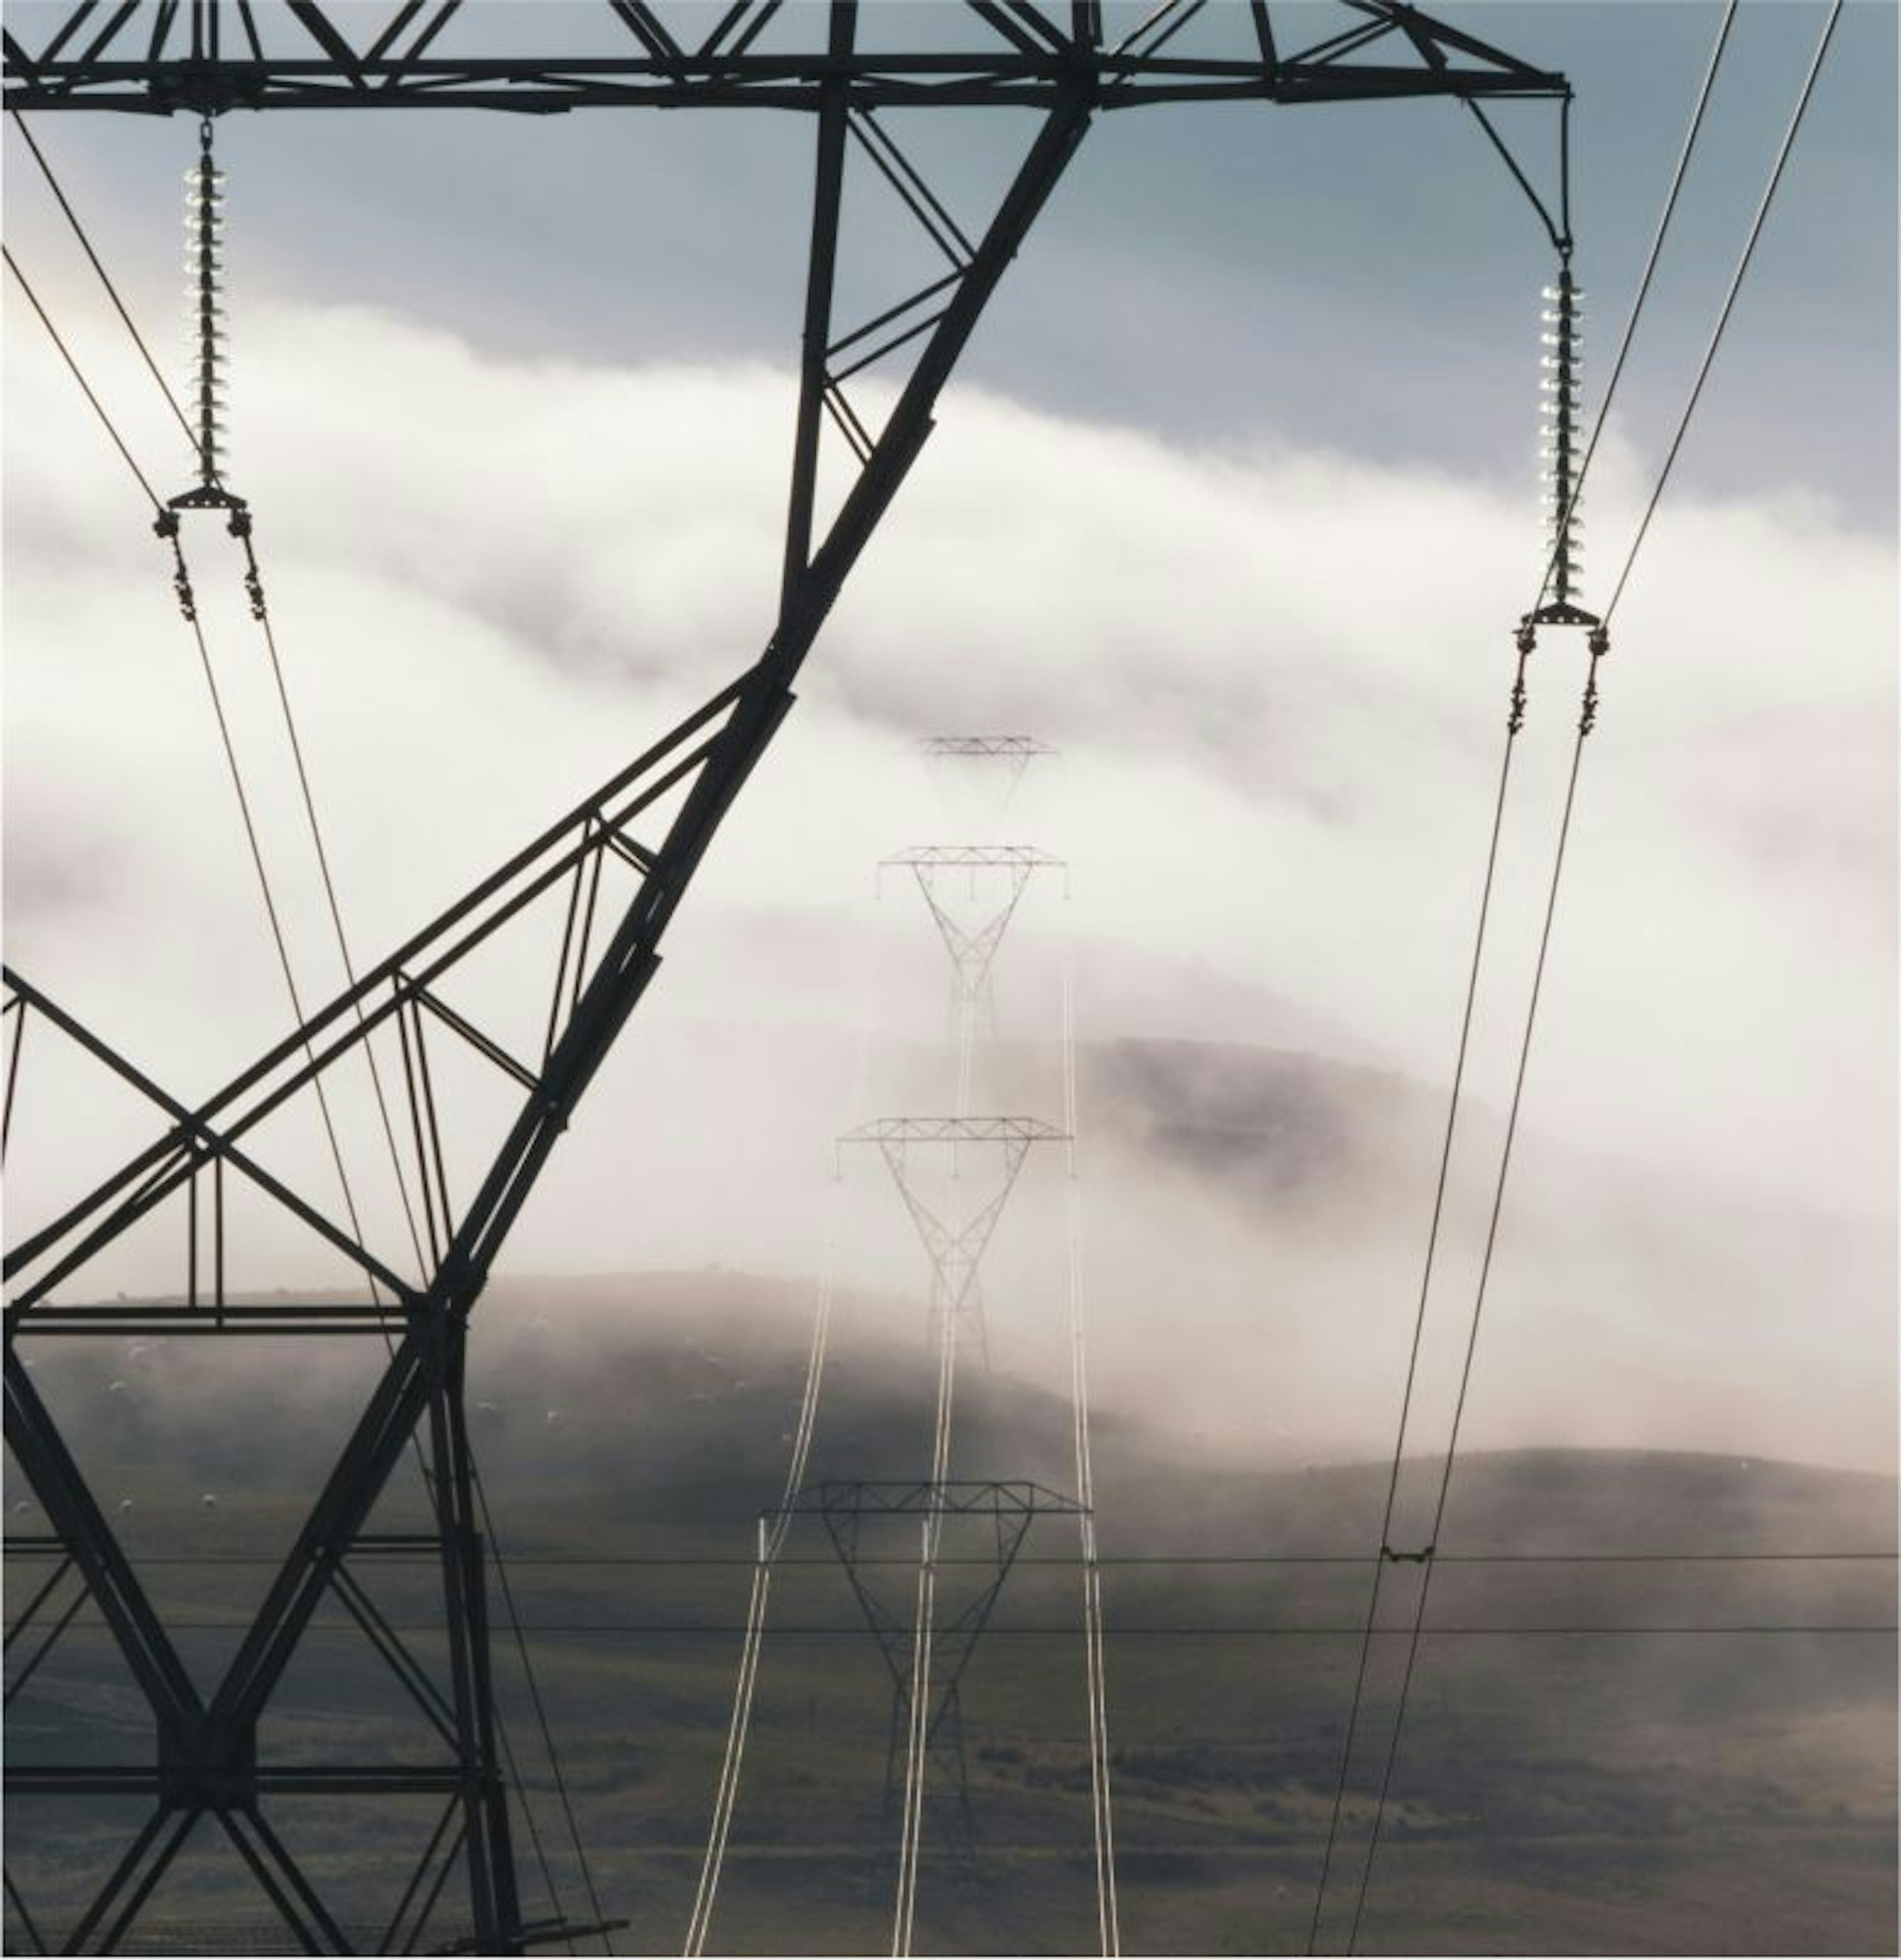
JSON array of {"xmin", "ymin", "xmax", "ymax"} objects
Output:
[{"xmin": 4, "ymin": 301, "xmax": 1893, "ymax": 1463}]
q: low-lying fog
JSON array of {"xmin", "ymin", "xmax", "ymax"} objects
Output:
[{"xmin": 9, "ymin": 893, "xmax": 1893, "ymax": 1478}]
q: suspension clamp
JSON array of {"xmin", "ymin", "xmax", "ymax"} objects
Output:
[
  {"xmin": 169, "ymin": 551, "xmax": 198, "ymax": 625},
  {"xmin": 1579, "ymin": 627, "xmax": 1608, "ymax": 738},
  {"xmin": 1505, "ymin": 625, "xmax": 1535, "ymax": 733}
]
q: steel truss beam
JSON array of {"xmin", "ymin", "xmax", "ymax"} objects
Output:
[
  {"xmin": 1, "ymin": 2, "xmax": 1568, "ymax": 115},
  {"xmin": 917, "ymin": 734, "xmax": 1057, "ymax": 826},
  {"xmin": 3, "ymin": 2, "xmax": 1569, "ymax": 1948},
  {"xmin": 917, "ymin": 737, "xmax": 1056, "ymax": 761},
  {"xmin": 884, "ymin": 847, "xmax": 1065, "ymax": 869}
]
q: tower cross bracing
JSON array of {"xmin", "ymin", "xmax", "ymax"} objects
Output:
[
  {"xmin": 841, "ymin": 1115, "xmax": 1069, "ymax": 1362},
  {"xmin": 4, "ymin": 5, "xmax": 1572, "ymax": 1949},
  {"xmin": 884, "ymin": 848, "xmax": 1068, "ymax": 1052}
]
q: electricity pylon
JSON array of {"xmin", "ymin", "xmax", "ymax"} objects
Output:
[
  {"xmin": 777, "ymin": 1478, "xmax": 1088, "ymax": 1854},
  {"xmin": 844, "ymin": 1114, "xmax": 1065, "ymax": 1375},
  {"xmin": 918, "ymin": 737, "xmax": 1057, "ymax": 826},
  {"xmin": 884, "ymin": 847, "xmax": 1067, "ymax": 1061},
  {"xmin": 3, "ymin": 5, "xmax": 1570, "ymax": 1950},
  {"xmin": 825, "ymin": 741, "xmax": 1072, "ymax": 1908}
]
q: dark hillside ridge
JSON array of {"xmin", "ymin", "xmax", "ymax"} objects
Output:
[
  {"xmin": 19, "ymin": 1267, "xmax": 1895, "ymax": 1554},
  {"xmin": 9, "ymin": 1272, "xmax": 1894, "ymax": 1955}
]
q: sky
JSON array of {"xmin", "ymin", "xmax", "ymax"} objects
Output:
[{"xmin": 2, "ymin": 0, "xmax": 1896, "ymax": 1467}]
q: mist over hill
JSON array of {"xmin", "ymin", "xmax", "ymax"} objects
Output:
[
  {"xmin": 9, "ymin": 1008, "xmax": 1895, "ymax": 1954},
  {"xmin": 489, "ymin": 1020, "xmax": 1892, "ymax": 1475}
]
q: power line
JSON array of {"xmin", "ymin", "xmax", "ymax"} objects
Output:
[
  {"xmin": 5, "ymin": 223, "xmax": 332, "ymax": 1131},
  {"xmin": 1602, "ymin": 0, "xmax": 1843, "ymax": 625},
  {"xmin": 687, "ymin": 1182, "xmax": 847, "ymax": 1956},
  {"xmin": 1317, "ymin": 12, "xmax": 1844, "ymax": 1946},
  {"xmin": 6, "ymin": 109, "xmax": 201, "ymax": 456},
  {"xmin": 29, "ymin": 1620, "xmax": 1895, "ymax": 1638},
  {"xmin": 2, "ymin": 243, "xmax": 162, "ymax": 509},
  {"xmin": 484, "ymin": 1623, "xmax": 576, "ymax": 1960},
  {"xmin": 168, "ymin": 550, "xmax": 326, "ymax": 1054},
  {"xmin": 471, "ymin": 1457, "xmax": 611, "ymax": 1957},
  {"xmin": 11, "ymin": 100, "xmax": 429, "ymax": 1273},
  {"xmin": 1064, "ymin": 905, "xmax": 1120, "ymax": 1957},
  {"xmin": 237, "ymin": 541, "xmax": 430, "ymax": 1272},
  {"xmin": 5, "ymin": 244, "xmax": 325, "ymax": 1105},
  {"xmin": 1528, "ymin": 0, "xmax": 1738, "ymax": 622},
  {"xmin": 1342, "ymin": 652, "xmax": 1600, "ymax": 1956},
  {"xmin": 45, "ymin": 1550, "xmax": 1890, "ymax": 1568},
  {"xmin": 163, "ymin": 550, "xmax": 471, "ymax": 1886},
  {"xmin": 7, "ymin": 191, "xmax": 606, "ymax": 1949},
  {"xmin": 1307, "ymin": 627, "xmax": 1533, "ymax": 1957},
  {"xmin": 1345, "ymin": 16, "xmax": 1846, "ymax": 1949},
  {"xmin": 4, "ymin": 30, "xmax": 1866, "ymax": 1954},
  {"xmin": 166, "ymin": 538, "xmax": 416, "ymax": 1477}
]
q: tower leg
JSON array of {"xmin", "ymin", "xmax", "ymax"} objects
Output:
[{"xmin": 427, "ymin": 1337, "xmax": 523, "ymax": 1956}]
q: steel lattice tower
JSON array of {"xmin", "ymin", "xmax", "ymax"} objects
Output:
[
  {"xmin": 848, "ymin": 1112, "xmax": 1063, "ymax": 1366},
  {"xmin": 840, "ymin": 747, "xmax": 1067, "ymax": 1876},
  {"xmin": 775, "ymin": 1477, "xmax": 1088, "ymax": 1858},
  {"xmin": 2, "ymin": 6, "xmax": 1570, "ymax": 1951},
  {"xmin": 885, "ymin": 846, "xmax": 1067, "ymax": 1053},
  {"xmin": 718, "ymin": 744, "xmax": 1080, "ymax": 1926}
]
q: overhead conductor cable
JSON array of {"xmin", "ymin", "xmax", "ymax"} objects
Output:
[
  {"xmin": 686, "ymin": 905, "xmax": 884, "ymax": 1955},
  {"xmin": 9, "ymin": 117, "xmax": 608, "ymax": 1946},
  {"xmin": 1309, "ymin": 51, "xmax": 1601, "ymax": 1956},
  {"xmin": 1063, "ymin": 920, "xmax": 1121, "ymax": 1956},
  {"xmin": 1345, "ymin": 7, "xmax": 1840, "ymax": 1953}
]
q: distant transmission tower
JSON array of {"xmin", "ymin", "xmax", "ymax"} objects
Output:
[
  {"xmin": 881, "ymin": 841, "xmax": 1066, "ymax": 1196},
  {"xmin": 918, "ymin": 735, "xmax": 1057, "ymax": 822},
  {"xmin": 845, "ymin": 1114, "xmax": 1063, "ymax": 1367},
  {"xmin": 3, "ymin": 6, "xmax": 1573, "ymax": 1951},
  {"xmin": 690, "ymin": 738, "xmax": 1110, "ymax": 1955},
  {"xmin": 780, "ymin": 1475, "xmax": 1089, "ymax": 1861}
]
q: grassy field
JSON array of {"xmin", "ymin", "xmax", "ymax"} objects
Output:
[{"xmin": 5, "ymin": 1272, "xmax": 1895, "ymax": 1954}]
